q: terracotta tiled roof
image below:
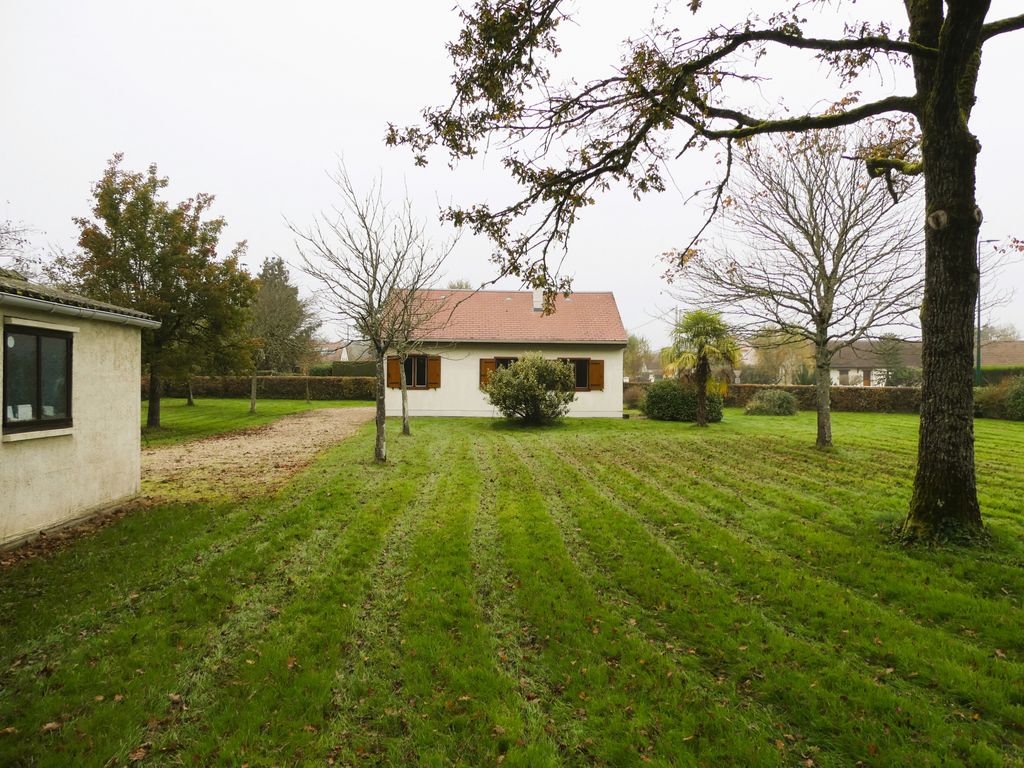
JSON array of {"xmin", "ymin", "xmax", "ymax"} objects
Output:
[
  {"xmin": 979, "ymin": 340, "xmax": 1024, "ymax": 366},
  {"xmin": 413, "ymin": 289, "xmax": 628, "ymax": 344}
]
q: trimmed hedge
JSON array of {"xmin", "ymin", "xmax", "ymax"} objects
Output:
[
  {"xmin": 309, "ymin": 361, "xmax": 377, "ymax": 377},
  {"xmin": 144, "ymin": 375, "xmax": 375, "ymax": 401},
  {"xmin": 723, "ymin": 383, "xmax": 921, "ymax": 413},
  {"xmin": 643, "ymin": 380, "xmax": 723, "ymax": 422},
  {"xmin": 980, "ymin": 366, "xmax": 1024, "ymax": 386}
]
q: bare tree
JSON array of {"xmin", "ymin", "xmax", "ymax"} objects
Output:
[
  {"xmin": 670, "ymin": 130, "xmax": 923, "ymax": 448},
  {"xmin": 0, "ymin": 218, "xmax": 33, "ymax": 276},
  {"xmin": 292, "ymin": 165, "xmax": 448, "ymax": 462}
]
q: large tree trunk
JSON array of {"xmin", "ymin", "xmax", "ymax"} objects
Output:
[
  {"xmin": 374, "ymin": 352, "xmax": 387, "ymax": 462},
  {"xmin": 904, "ymin": 77, "xmax": 984, "ymax": 539},
  {"xmin": 146, "ymin": 366, "xmax": 162, "ymax": 429},
  {"xmin": 186, "ymin": 377, "xmax": 195, "ymax": 407},
  {"xmin": 399, "ymin": 353, "xmax": 411, "ymax": 436},
  {"xmin": 694, "ymin": 356, "xmax": 710, "ymax": 427},
  {"xmin": 249, "ymin": 371, "xmax": 257, "ymax": 415}
]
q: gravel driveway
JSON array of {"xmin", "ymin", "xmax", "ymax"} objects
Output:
[{"xmin": 142, "ymin": 406, "xmax": 375, "ymax": 503}]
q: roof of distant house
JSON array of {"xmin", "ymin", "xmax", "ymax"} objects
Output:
[
  {"xmin": 0, "ymin": 269, "xmax": 159, "ymax": 328},
  {"xmin": 830, "ymin": 338, "xmax": 1024, "ymax": 369},
  {"xmin": 412, "ymin": 289, "xmax": 628, "ymax": 345}
]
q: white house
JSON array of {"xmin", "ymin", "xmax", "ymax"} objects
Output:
[
  {"xmin": 384, "ymin": 289, "xmax": 627, "ymax": 417},
  {"xmin": 0, "ymin": 270, "xmax": 159, "ymax": 546}
]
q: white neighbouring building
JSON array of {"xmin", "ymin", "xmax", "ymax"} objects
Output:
[
  {"xmin": 384, "ymin": 289, "xmax": 627, "ymax": 418},
  {"xmin": 0, "ymin": 271, "xmax": 159, "ymax": 547}
]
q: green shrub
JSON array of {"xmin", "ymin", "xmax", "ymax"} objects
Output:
[
  {"xmin": 744, "ymin": 388, "xmax": 799, "ymax": 416},
  {"xmin": 483, "ymin": 353, "xmax": 576, "ymax": 425},
  {"xmin": 974, "ymin": 378, "xmax": 1024, "ymax": 420},
  {"xmin": 308, "ymin": 364, "xmax": 334, "ymax": 377},
  {"xmin": 1006, "ymin": 378, "xmax": 1024, "ymax": 420},
  {"xmin": 643, "ymin": 380, "xmax": 723, "ymax": 422}
]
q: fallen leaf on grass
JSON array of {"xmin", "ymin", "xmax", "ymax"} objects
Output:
[
  {"xmin": 40, "ymin": 722, "xmax": 60, "ymax": 733},
  {"xmin": 287, "ymin": 655, "xmax": 297, "ymax": 670},
  {"xmin": 2, "ymin": 726, "xmax": 17, "ymax": 735},
  {"xmin": 129, "ymin": 744, "xmax": 149, "ymax": 761}
]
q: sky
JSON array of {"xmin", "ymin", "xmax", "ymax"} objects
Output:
[{"xmin": 2, "ymin": 0, "xmax": 1023, "ymax": 349}]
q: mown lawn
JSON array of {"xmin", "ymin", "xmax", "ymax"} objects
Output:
[
  {"xmin": 140, "ymin": 397, "xmax": 371, "ymax": 448},
  {"xmin": 2, "ymin": 411, "xmax": 1023, "ymax": 766}
]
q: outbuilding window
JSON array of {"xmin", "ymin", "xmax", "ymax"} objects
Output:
[{"xmin": 3, "ymin": 325, "xmax": 73, "ymax": 433}]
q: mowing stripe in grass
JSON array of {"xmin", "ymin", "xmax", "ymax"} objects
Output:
[
  {"xmin": 478, "ymin": 436, "xmax": 781, "ymax": 767},
  {"xmin": 387, "ymin": 430, "xmax": 560, "ymax": 767},
  {"xmin": 617, "ymin": 429, "xmax": 1024, "ymax": 620},
  {"xmin": 623, "ymin": 433, "xmax": 1024, "ymax": 655},
  {"xmin": 562, "ymin": 437, "xmax": 1024, "ymax": 724},
  {"xmin": 513, "ymin": 436, "xmax": 1020, "ymax": 766},
  {"xmin": 0, "ymin": 425, "xmax": 393, "ymax": 766},
  {"xmin": 146, "ymin": 428, "xmax": 442, "ymax": 766}
]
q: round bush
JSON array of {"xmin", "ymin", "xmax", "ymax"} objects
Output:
[
  {"xmin": 643, "ymin": 380, "xmax": 723, "ymax": 422},
  {"xmin": 744, "ymin": 388, "xmax": 799, "ymax": 416},
  {"xmin": 483, "ymin": 353, "xmax": 576, "ymax": 425}
]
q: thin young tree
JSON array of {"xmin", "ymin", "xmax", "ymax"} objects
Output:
[
  {"xmin": 671, "ymin": 130, "xmax": 923, "ymax": 448},
  {"xmin": 391, "ymin": 2, "xmax": 1024, "ymax": 539},
  {"xmin": 669, "ymin": 310, "xmax": 740, "ymax": 427},
  {"xmin": 292, "ymin": 165, "xmax": 448, "ymax": 462}
]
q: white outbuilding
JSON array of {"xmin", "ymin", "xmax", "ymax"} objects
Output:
[
  {"xmin": 0, "ymin": 270, "xmax": 159, "ymax": 546},
  {"xmin": 384, "ymin": 289, "xmax": 627, "ymax": 418}
]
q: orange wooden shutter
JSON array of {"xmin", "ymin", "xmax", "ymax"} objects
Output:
[
  {"xmin": 588, "ymin": 359, "xmax": 605, "ymax": 390},
  {"xmin": 386, "ymin": 356, "xmax": 401, "ymax": 388},
  {"xmin": 427, "ymin": 356, "xmax": 441, "ymax": 388},
  {"xmin": 479, "ymin": 358, "xmax": 497, "ymax": 388}
]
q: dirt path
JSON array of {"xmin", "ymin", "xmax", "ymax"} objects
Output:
[{"xmin": 142, "ymin": 406, "xmax": 375, "ymax": 503}]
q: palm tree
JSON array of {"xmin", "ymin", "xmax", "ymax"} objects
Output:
[{"xmin": 670, "ymin": 310, "xmax": 740, "ymax": 427}]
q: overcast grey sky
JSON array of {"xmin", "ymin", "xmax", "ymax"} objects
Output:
[{"xmin": 2, "ymin": 1, "xmax": 1022, "ymax": 348}]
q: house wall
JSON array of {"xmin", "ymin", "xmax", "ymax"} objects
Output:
[
  {"xmin": 384, "ymin": 343, "xmax": 625, "ymax": 417},
  {"xmin": 1, "ymin": 308, "xmax": 142, "ymax": 546}
]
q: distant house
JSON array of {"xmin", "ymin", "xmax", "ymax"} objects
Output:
[
  {"xmin": 0, "ymin": 270, "xmax": 159, "ymax": 546},
  {"xmin": 317, "ymin": 339, "xmax": 374, "ymax": 363},
  {"xmin": 384, "ymin": 289, "xmax": 627, "ymax": 417},
  {"xmin": 829, "ymin": 339, "xmax": 1024, "ymax": 386}
]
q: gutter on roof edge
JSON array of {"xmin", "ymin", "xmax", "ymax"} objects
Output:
[
  {"xmin": 417, "ymin": 337, "xmax": 628, "ymax": 346},
  {"xmin": 0, "ymin": 292, "xmax": 161, "ymax": 330}
]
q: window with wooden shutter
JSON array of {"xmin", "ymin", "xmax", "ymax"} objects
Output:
[
  {"xmin": 588, "ymin": 359, "xmax": 604, "ymax": 391},
  {"xmin": 426, "ymin": 356, "xmax": 441, "ymax": 389},
  {"xmin": 559, "ymin": 358, "xmax": 591, "ymax": 391},
  {"xmin": 386, "ymin": 356, "xmax": 401, "ymax": 388},
  {"xmin": 479, "ymin": 358, "xmax": 497, "ymax": 388}
]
